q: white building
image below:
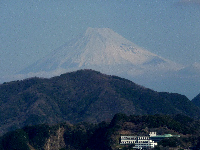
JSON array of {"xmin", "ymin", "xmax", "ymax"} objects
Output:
[
  {"xmin": 120, "ymin": 132, "xmax": 180, "ymax": 149},
  {"xmin": 120, "ymin": 134, "xmax": 158, "ymax": 149}
]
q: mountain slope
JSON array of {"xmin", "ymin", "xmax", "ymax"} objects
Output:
[
  {"xmin": 192, "ymin": 93, "xmax": 200, "ymax": 107},
  {"xmin": 1, "ymin": 27, "xmax": 198, "ymax": 99},
  {"xmin": 15, "ymin": 27, "xmax": 200, "ymax": 99},
  {"xmin": 0, "ymin": 69, "xmax": 199, "ymax": 136},
  {"xmin": 19, "ymin": 27, "xmax": 182, "ymax": 77},
  {"xmin": 1, "ymin": 114, "xmax": 200, "ymax": 150}
]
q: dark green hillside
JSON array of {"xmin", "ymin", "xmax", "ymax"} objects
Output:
[
  {"xmin": 192, "ymin": 93, "xmax": 200, "ymax": 107},
  {"xmin": 0, "ymin": 69, "xmax": 199, "ymax": 136},
  {"xmin": 1, "ymin": 114, "xmax": 200, "ymax": 150}
]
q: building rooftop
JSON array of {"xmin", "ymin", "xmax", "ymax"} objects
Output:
[{"xmin": 151, "ymin": 134, "xmax": 180, "ymax": 138}]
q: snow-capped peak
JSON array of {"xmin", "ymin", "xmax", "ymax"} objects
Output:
[{"xmin": 20, "ymin": 27, "xmax": 182, "ymax": 77}]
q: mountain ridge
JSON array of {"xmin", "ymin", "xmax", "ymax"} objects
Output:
[
  {"xmin": 1, "ymin": 113, "xmax": 200, "ymax": 150},
  {"xmin": 19, "ymin": 27, "xmax": 182, "ymax": 76},
  {"xmin": 192, "ymin": 93, "xmax": 200, "ymax": 107},
  {"xmin": 0, "ymin": 69, "xmax": 200, "ymax": 136},
  {"xmin": 2, "ymin": 27, "xmax": 199, "ymax": 99}
]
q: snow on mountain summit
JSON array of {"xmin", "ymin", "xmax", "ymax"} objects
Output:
[{"xmin": 20, "ymin": 27, "xmax": 182, "ymax": 78}]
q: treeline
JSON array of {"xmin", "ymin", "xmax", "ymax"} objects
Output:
[{"xmin": 1, "ymin": 114, "xmax": 200, "ymax": 150}]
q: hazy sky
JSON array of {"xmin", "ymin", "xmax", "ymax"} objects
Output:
[{"xmin": 1, "ymin": 0, "xmax": 200, "ymax": 78}]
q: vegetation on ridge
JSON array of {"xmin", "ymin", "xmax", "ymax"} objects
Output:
[
  {"xmin": 1, "ymin": 114, "xmax": 200, "ymax": 150},
  {"xmin": 0, "ymin": 69, "xmax": 200, "ymax": 136}
]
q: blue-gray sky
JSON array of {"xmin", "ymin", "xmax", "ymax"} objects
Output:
[{"xmin": 1, "ymin": 0, "xmax": 200, "ymax": 78}]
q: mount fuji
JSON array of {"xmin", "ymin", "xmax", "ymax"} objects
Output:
[
  {"xmin": 20, "ymin": 28, "xmax": 182, "ymax": 76},
  {"xmin": 18, "ymin": 27, "xmax": 199, "ymax": 99}
]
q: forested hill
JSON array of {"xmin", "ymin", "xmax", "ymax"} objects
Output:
[
  {"xmin": 1, "ymin": 114, "xmax": 200, "ymax": 150},
  {"xmin": 192, "ymin": 93, "xmax": 200, "ymax": 107},
  {"xmin": 0, "ymin": 69, "xmax": 200, "ymax": 136}
]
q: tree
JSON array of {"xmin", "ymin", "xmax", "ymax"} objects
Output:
[{"xmin": 1, "ymin": 129, "xmax": 30, "ymax": 150}]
